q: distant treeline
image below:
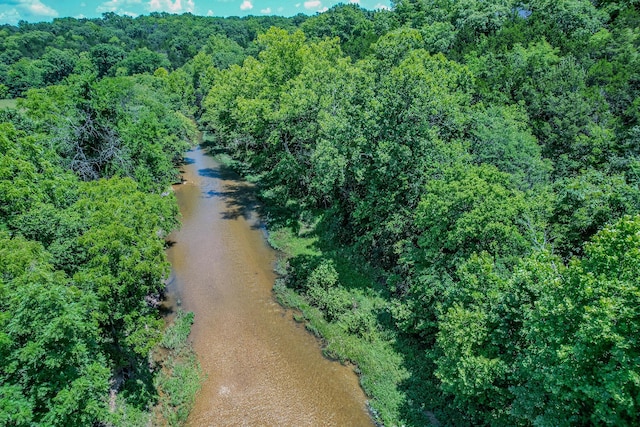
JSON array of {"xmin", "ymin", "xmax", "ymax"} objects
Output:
[{"xmin": 0, "ymin": 11, "xmax": 306, "ymax": 98}]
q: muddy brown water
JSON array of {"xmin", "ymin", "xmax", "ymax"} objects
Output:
[{"xmin": 165, "ymin": 147, "xmax": 373, "ymax": 426}]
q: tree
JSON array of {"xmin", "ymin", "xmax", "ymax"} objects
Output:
[
  {"xmin": 551, "ymin": 170, "xmax": 640, "ymax": 258},
  {"xmin": 41, "ymin": 48, "xmax": 78, "ymax": 84},
  {"xmin": 301, "ymin": 4, "xmax": 376, "ymax": 59},
  {"xmin": 370, "ymin": 27, "xmax": 426, "ymax": 68},
  {"xmin": 202, "ymin": 34, "xmax": 245, "ymax": 69},
  {"xmin": 70, "ymin": 178, "xmax": 177, "ymax": 365},
  {"xmin": 433, "ymin": 249, "xmax": 563, "ymax": 425},
  {"xmin": 515, "ymin": 215, "xmax": 640, "ymax": 425},
  {"xmin": 90, "ymin": 43, "xmax": 126, "ymax": 77},
  {"xmin": 394, "ymin": 163, "xmax": 541, "ymax": 341},
  {"xmin": 415, "ymin": 164, "xmax": 533, "ymax": 271},
  {"xmin": 470, "ymin": 104, "xmax": 551, "ymax": 190},
  {"xmin": 0, "ymin": 233, "xmax": 110, "ymax": 426},
  {"xmin": 7, "ymin": 58, "xmax": 44, "ymax": 96},
  {"xmin": 118, "ymin": 47, "xmax": 171, "ymax": 76},
  {"xmin": 346, "ymin": 49, "xmax": 472, "ymax": 267}
]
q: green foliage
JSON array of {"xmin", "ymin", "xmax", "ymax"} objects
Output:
[
  {"xmin": 551, "ymin": 170, "xmax": 640, "ymax": 258},
  {"xmin": 0, "ymin": 129, "xmax": 176, "ymax": 422},
  {"xmin": 161, "ymin": 311, "xmax": 195, "ymax": 351},
  {"xmin": 154, "ymin": 310, "xmax": 201, "ymax": 427},
  {"xmin": 202, "ymin": 34, "xmax": 246, "ymax": 69},
  {"xmin": 470, "ymin": 104, "xmax": 551, "ymax": 189},
  {"xmin": 0, "ymin": 43, "xmax": 192, "ymax": 424},
  {"xmin": 301, "ymin": 4, "xmax": 378, "ymax": 59},
  {"xmin": 561, "ymin": 216, "xmax": 640, "ymax": 424},
  {"xmin": 41, "ymin": 48, "xmax": 78, "ymax": 84},
  {"xmin": 118, "ymin": 47, "xmax": 171, "ymax": 76},
  {"xmin": 394, "ymin": 0, "xmax": 516, "ymax": 47},
  {"xmin": 154, "ymin": 351, "xmax": 201, "ymax": 427},
  {"xmin": 431, "ymin": 250, "xmax": 559, "ymax": 425},
  {"xmin": 428, "ymin": 215, "xmax": 640, "ymax": 425},
  {"xmin": 370, "ymin": 27, "xmax": 426, "ymax": 67},
  {"xmin": 90, "ymin": 43, "xmax": 126, "ymax": 77},
  {"xmin": 21, "ymin": 73, "xmax": 195, "ymax": 191},
  {"xmin": 415, "ymin": 164, "xmax": 531, "ymax": 270},
  {"xmin": 0, "ymin": 233, "xmax": 110, "ymax": 426},
  {"xmin": 6, "ymin": 58, "xmax": 44, "ymax": 96},
  {"xmin": 72, "ymin": 178, "xmax": 175, "ymax": 360},
  {"xmin": 200, "ymin": 2, "xmax": 640, "ymax": 424},
  {"xmin": 3, "ymin": 3, "xmax": 640, "ymax": 425}
]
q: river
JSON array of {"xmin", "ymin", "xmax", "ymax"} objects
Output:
[{"xmin": 165, "ymin": 146, "xmax": 373, "ymax": 426}]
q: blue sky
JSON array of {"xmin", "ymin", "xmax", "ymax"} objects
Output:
[{"xmin": 0, "ymin": 0, "xmax": 391, "ymax": 25}]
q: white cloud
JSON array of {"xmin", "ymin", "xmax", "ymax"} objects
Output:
[
  {"xmin": 260, "ymin": 6, "xmax": 270, "ymax": 13},
  {"xmin": 0, "ymin": 8, "xmax": 21, "ymax": 25},
  {"xmin": 80, "ymin": 2, "xmax": 87, "ymax": 6},
  {"xmin": 26, "ymin": 0, "xmax": 57, "ymax": 17},
  {"xmin": 0, "ymin": 0, "xmax": 58, "ymax": 24},
  {"xmin": 11, "ymin": 0, "xmax": 58, "ymax": 17},
  {"xmin": 207, "ymin": 9, "xmax": 214, "ymax": 15},
  {"xmin": 374, "ymin": 3, "xmax": 390, "ymax": 10},
  {"xmin": 239, "ymin": 0, "xmax": 252, "ymax": 10},
  {"xmin": 303, "ymin": 0, "xmax": 321, "ymax": 9},
  {"xmin": 318, "ymin": 6, "xmax": 327, "ymax": 11},
  {"xmin": 97, "ymin": 0, "xmax": 142, "ymax": 13},
  {"xmin": 96, "ymin": 0, "xmax": 119, "ymax": 12},
  {"xmin": 147, "ymin": 0, "xmax": 195, "ymax": 13},
  {"xmin": 277, "ymin": 6, "xmax": 283, "ymax": 12},
  {"xmin": 75, "ymin": 13, "xmax": 86, "ymax": 18},
  {"xmin": 295, "ymin": 3, "xmax": 300, "ymax": 7}
]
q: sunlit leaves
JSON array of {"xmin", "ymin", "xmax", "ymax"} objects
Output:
[{"xmin": 0, "ymin": 233, "xmax": 110, "ymax": 426}]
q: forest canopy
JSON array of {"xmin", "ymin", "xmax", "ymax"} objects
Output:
[
  {"xmin": 1, "ymin": 1, "xmax": 640, "ymax": 425},
  {"xmin": 0, "ymin": 40, "xmax": 197, "ymax": 425}
]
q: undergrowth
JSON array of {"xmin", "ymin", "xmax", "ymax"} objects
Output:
[
  {"xmin": 269, "ymin": 220, "xmax": 436, "ymax": 427},
  {"xmin": 152, "ymin": 310, "xmax": 202, "ymax": 426}
]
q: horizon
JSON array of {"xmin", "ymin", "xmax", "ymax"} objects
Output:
[{"xmin": 0, "ymin": 0, "xmax": 392, "ymax": 26}]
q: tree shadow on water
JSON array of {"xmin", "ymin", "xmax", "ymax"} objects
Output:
[
  {"xmin": 218, "ymin": 183, "xmax": 261, "ymax": 222},
  {"xmin": 198, "ymin": 163, "xmax": 264, "ymax": 225},
  {"xmin": 198, "ymin": 167, "xmax": 223, "ymax": 179}
]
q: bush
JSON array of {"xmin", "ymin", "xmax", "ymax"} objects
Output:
[{"xmin": 161, "ymin": 310, "xmax": 195, "ymax": 351}]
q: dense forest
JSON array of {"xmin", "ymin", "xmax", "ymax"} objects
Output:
[{"xmin": 1, "ymin": 0, "xmax": 639, "ymax": 425}]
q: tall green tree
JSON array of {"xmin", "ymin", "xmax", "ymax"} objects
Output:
[{"xmin": 0, "ymin": 234, "xmax": 110, "ymax": 427}]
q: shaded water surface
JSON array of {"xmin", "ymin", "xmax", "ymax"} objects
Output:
[{"xmin": 166, "ymin": 147, "xmax": 373, "ymax": 426}]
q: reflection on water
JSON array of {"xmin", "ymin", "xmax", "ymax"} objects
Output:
[{"xmin": 166, "ymin": 147, "xmax": 373, "ymax": 426}]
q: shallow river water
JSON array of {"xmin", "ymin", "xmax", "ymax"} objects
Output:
[{"xmin": 165, "ymin": 147, "xmax": 373, "ymax": 426}]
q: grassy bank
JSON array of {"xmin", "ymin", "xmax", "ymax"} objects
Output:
[
  {"xmin": 152, "ymin": 310, "xmax": 202, "ymax": 426},
  {"xmin": 267, "ymin": 217, "xmax": 440, "ymax": 427},
  {"xmin": 105, "ymin": 310, "xmax": 202, "ymax": 427}
]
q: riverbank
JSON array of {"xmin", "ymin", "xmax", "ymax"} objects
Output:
[
  {"xmin": 152, "ymin": 310, "xmax": 202, "ymax": 426},
  {"xmin": 206, "ymin": 141, "xmax": 441, "ymax": 427},
  {"xmin": 165, "ymin": 146, "xmax": 372, "ymax": 426},
  {"xmin": 268, "ymin": 219, "xmax": 441, "ymax": 427}
]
